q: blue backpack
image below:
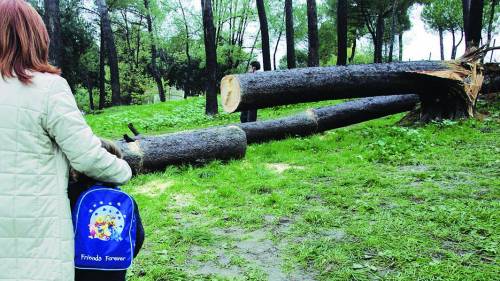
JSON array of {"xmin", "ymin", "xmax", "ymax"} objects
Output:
[{"xmin": 73, "ymin": 184, "xmax": 137, "ymax": 270}]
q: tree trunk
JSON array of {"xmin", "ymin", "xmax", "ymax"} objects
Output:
[
  {"xmin": 43, "ymin": 0, "xmax": 63, "ymax": 68},
  {"xmin": 99, "ymin": 24, "xmax": 106, "ymax": 110},
  {"xmin": 285, "ymin": 0, "xmax": 296, "ymax": 69},
  {"xmin": 96, "ymin": 0, "xmax": 121, "ymax": 106},
  {"xmin": 273, "ymin": 28, "xmax": 283, "ymax": 70},
  {"xmin": 134, "ymin": 17, "xmax": 143, "ymax": 68},
  {"xmin": 235, "ymin": 94, "xmax": 418, "ymax": 144},
  {"xmin": 463, "ymin": 0, "xmax": 484, "ymax": 50},
  {"xmin": 221, "ymin": 61, "xmax": 489, "ymax": 120},
  {"xmin": 451, "ymin": 29, "xmax": 457, "ymax": 59},
  {"xmin": 462, "ymin": 0, "xmax": 471, "ymax": 45},
  {"xmin": 117, "ymin": 126, "xmax": 246, "ymax": 174},
  {"xmin": 88, "ymin": 82, "xmax": 95, "ymax": 111},
  {"xmin": 256, "ymin": 0, "xmax": 272, "ymax": 71},
  {"xmin": 349, "ymin": 36, "xmax": 357, "ymax": 63},
  {"xmin": 115, "ymin": 95, "xmax": 420, "ymax": 173},
  {"xmin": 144, "ymin": 0, "xmax": 166, "ymax": 102},
  {"xmin": 374, "ymin": 14, "xmax": 385, "ymax": 63},
  {"xmin": 388, "ymin": 0, "xmax": 398, "ymax": 63},
  {"xmin": 237, "ymin": 111, "xmax": 318, "ymax": 144},
  {"xmin": 337, "ymin": 0, "xmax": 348, "ymax": 65},
  {"xmin": 439, "ymin": 28, "xmax": 445, "ymax": 60},
  {"xmin": 399, "ymin": 32, "xmax": 403, "ymax": 61},
  {"xmin": 121, "ymin": 10, "xmax": 134, "ymax": 66},
  {"xmin": 314, "ymin": 95, "xmax": 419, "ymax": 131},
  {"xmin": 487, "ymin": 0, "xmax": 498, "ymax": 45},
  {"xmin": 202, "ymin": 0, "xmax": 219, "ymax": 115},
  {"xmin": 307, "ymin": 0, "xmax": 320, "ymax": 67},
  {"xmin": 178, "ymin": 0, "xmax": 192, "ymax": 97}
]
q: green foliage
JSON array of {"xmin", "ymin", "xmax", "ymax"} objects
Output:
[
  {"xmin": 422, "ymin": 0, "xmax": 463, "ymax": 33},
  {"xmin": 319, "ymin": 20, "xmax": 338, "ymax": 65}
]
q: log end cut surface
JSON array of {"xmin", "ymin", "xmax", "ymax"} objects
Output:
[{"xmin": 221, "ymin": 75, "xmax": 242, "ymax": 113}]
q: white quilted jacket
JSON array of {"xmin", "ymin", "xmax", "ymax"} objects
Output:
[{"xmin": 0, "ymin": 73, "xmax": 132, "ymax": 281}]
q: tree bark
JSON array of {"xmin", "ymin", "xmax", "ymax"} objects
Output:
[
  {"xmin": 117, "ymin": 126, "xmax": 246, "ymax": 174},
  {"xmin": 399, "ymin": 32, "xmax": 403, "ymax": 61},
  {"xmin": 487, "ymin": 0, "xmax": 498, "ymax": 45},
  {"xmin": 374, "ymin": 14, "xmax": 385, "ymax": 63},
  {"xmin": 439, "ymin": 28, "xmax": 445, "ymax": 60},
  {"xmin": 144, "ymin": 0, "xmax": 166, "ymax": 102},
  {"xmin": 314, "ymin": 95, "xmax": 419, "ymax": 132},
  {"xmin": 462, "ymin": 0, "xmax": 471, "ymax": 45},
  {"xmin": 234, "ymin": 94, "xmax": 419, "ymax": 144},
  {"xmin": 256, "ymin": 0, "xmax": 272, "ymax": 71},
  {"xmin": 87, "ymin": 79, "xmax": 95, "ymax": 111},
  {"xmin": 237, "ymin": 111, "xmax": 318, "ymax": 144},
  {"xmin": 96, "ymin": 0, "xmax": 121, "ymax": 106},
  {"xmin": 44, "ymin": 0, "xmax": 63, "ymax": 68},
  {"xmin": 307, "ymin": 0, "xmax": 320, "ymax": 67},
  {"xmin": 463, "ymin": 0, "xmax": 484, "ymax": 50},
  {"xmin": 337, "ymin": 0, "xmax": 348, "ymax": 65},
  {"xmin": 285, "ymin": 0, "xmax": 296, "ymax": 69},
  {"xmin": 221, "ymin": 61, "xmax": 489, "ymax": 120},
  {"xmin": 99, "ymin": 24, "xmax": 106, "ymax": 110},
  {"xmin": 202, "ymin": 0, "xmax": 219, "ymax": 115},
  {"xmin": 349, "ymin": 36, "xmax": 357, "ymax": 63},
  {"xmin": 451, "ymin": 29, "xmax": 457, "ymax": 59},
  {"xmin": 178, "ymin": 0, "xmax": 192, "ymax": 97},
  {"xmin": 388, "ymin": 0, "xmax": 398, "ymax": 63}
]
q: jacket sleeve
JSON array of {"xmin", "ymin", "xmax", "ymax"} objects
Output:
[{"xmin": 44, "ymin": 77, "xmax": 132, "ymax": 185}]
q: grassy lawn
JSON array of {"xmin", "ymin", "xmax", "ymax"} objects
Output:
[{"xmin": 86, "ymin": 97, "xmax": 499, "ymax": 281}]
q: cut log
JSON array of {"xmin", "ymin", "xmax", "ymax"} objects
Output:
[
  {"xmin": 236, "ymin": 110, "xmax": 318, "ymax": 144},
  {"xmin": 313, "ymin": 95, "xmax": 419, "ymax": 132},
  {"xmin": 221, "ymin": 61, "xmax": 489, "ymax": 120},
  {"xmin": 234, "ymin": 95, "xmax": 419, "ymax": 144},
  {"xmin": 116, "ymin": 126, "xmax": 247, "ymax": 174}
]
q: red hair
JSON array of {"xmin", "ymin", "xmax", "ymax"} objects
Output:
[{"xmin": 0, "ymin": 0, "xmax": 60, "ymax": 84}]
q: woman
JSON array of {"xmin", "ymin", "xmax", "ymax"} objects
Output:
[{"xmin": 0, "ymin": 1, "xmax": 132, "ymax": 280}]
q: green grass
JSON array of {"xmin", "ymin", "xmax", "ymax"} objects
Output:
[{"xmin": 86, "ymin": 97, "xmax": 499, "ymax": 281}]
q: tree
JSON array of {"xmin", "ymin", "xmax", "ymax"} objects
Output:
[
  {"xmin": 422, "ymin": 0, "xmax": 464, "ymax": 59},
  {"xmin": 143, "ymin": 0, "xmax": 165, "ymax": 102},
  {"xmin": 337, "ymin": 0, "xmax": 348, "ymax": 65},
  {"xmin": 44, "ymin": 0, "xmax": 63, "ymax": 68},
  {"xmin": 285, "ymin": 0, "xmax": 296, "ymax": 68},
  {"xmin": 201, "ymin": 0, "xmax": 218, "ymax": 115},
  {"xmin": 355, "ymin": 0, "xmax": 417, "ymax": 63},
  {"xmin": 307, "ymin": 0, "xmax": 320, "ymax": 66},
  {"xmin": 80, "ymin": 46, "xmax": 99, "ymax": 111},
  {"xmin": 177, "ymin": 0, "xmax": 192, "ymax": 97},
  {"xmin": 485, "ymin": 0, "xmax": 499, "ymax": 46},
  {"xmin": 256, "ymin": 0, "xmax": 272, "ymax": 71},
  {"xmin": 96, "ymin": 0, "xmax": 121, "ymax": 106},
  {"xmin": 327, "ymin": 0, "xmax": 369, "ymax": 63}
]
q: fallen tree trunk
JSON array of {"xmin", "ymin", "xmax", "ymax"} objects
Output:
[
  {"xmin": 116, "ymin": 95, "xmax": 418, "ymax": 172},
  {"xmin": 116, "ymin": 126, "xmax": 247, "ymax": 174},
  {"xmin": 235, "ymin": 94, "xmax": 419, "ymax": 144},
  {"xmin": 237, "ymin": 111, "xmax": 318, "ymax": 144},
  {"xmin": 221, "ymin": 60, "xmax": 491, "ymax": 120},
  {"xmin": 313, "ymin": 95, "xmax": 419, "ymax": 132}
]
